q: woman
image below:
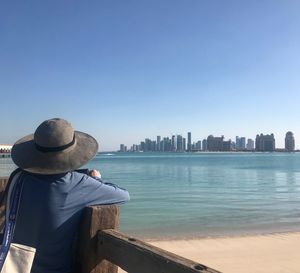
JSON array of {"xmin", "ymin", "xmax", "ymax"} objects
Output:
[{"xmin": 9, "ymin": 118, "xmax": 130, "ymax": 273}]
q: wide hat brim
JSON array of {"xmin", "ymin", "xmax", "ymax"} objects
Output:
[{"xmin": 11, "ymin": 131, "xmax": 98, "ymax": 174}]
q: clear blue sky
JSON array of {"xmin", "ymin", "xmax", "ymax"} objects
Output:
[{"xmin": 1, "ymin": 1, "xmax": 300, "ymax": 150}]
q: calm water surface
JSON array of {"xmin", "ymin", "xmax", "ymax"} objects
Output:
[{"xmin": 1, "ymin": 152, "xmax": 300, "ymax": 239}]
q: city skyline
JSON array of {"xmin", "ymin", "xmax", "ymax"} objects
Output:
[
  {"xmin": 1, "ymin": 129, "xmax": 298, "ymax": 152},
  {"xmin": 119, "ymin": 131, "xmax": 296, "ymax": 153}
]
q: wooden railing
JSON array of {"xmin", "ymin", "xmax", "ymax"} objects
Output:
[
  {"xmin": 0, "ymin": 177, "xmax": 7, "ymax": 230},
  {"xmin": 0, "ymin": 177, "xmax": 221, "ymax": 273}
]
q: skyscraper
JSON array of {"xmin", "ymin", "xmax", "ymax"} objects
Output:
[
  {"xmin": 206, "ymin": 135, "xmax": 232, "ymax": 151},
  {"xmin": 222, "ymin": 140, "xmax": 231, "ymax": 151},
  {"xmin": 255, "ymin": 134, "xmax": 275, "ymax": 152},
  {"xmin": 145, "ymin": 138, "xmax": 151, "ymax": 152},
  {"xmin": 157, "ymin": 136, "xmax": 161, "ymax": 151},
  {"xmin": 207, "ymin": 135, "xmax": 224, "ymax": 151},
  {"xmin": 151, "ymin": 141, "xmax": 156, "ymax": 151},
  {"xmin": 162, "ymin": 137, "xmax": 171, "ymax": 152},
  {"xmin": 177, "ymin": 135, "xmax": 183, "ymax": 151},
  {"xmin": 120, "ymin": 144, "xmax": 125, "ymax": 152},
  {"xmin": 171, "ymin": 135, "xmax": 176, "ymax": 151},
  {"xmin": 202, "ymin": 139, "xmax": 207, "ymax": 151},
  {"xmin": 187, "ymin": 132, "xmax": 192, "ymax": 152},
  {"xmin": 183, "ymin": 138, "xmax": 186, "ymax": 152},
  {"xmin": 285, "ymin": 131, "xmax": 295, "ymax": 152},
  {"xmin": 246, "ymin": 139, "xmax": 254, "ymax": 150},
  {"xmin": 236, "ymin": 136, "xmax": 246, "ymax": 150},
  {"xmin": 240, "ymin": 137, "xmax": 246, "ymax": 149},
  {"xmin": 195, "ymin": 141, "xmax": 201, "ymax": 151},
  {"xmin": 236, "ymin": 136, "xmax": 240, "ymax": 149},
  {"xmin": 162, "ymin": 138, "xmax": 166, "ymax": 152}
]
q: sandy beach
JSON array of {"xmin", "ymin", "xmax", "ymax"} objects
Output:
[{"xmin": 118, "ymin": 232, "xmax": 300, "ymax": 273}]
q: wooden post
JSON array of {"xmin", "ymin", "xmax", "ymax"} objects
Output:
[
  {"xmin": 76, "ymin": 205, "xmax": 120, "ymax": 273},
  {"xmin": 0, "ymin": 177, "xmax": 8, "ymax": 193},
  {"xmin": 0, "ymin": 177, "xmax": 8, "ymax": 231}
]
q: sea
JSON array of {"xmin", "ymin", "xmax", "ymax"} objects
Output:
[{"xmin": 1, "ymin": 152, "xmax": 300, "ymax": 239}]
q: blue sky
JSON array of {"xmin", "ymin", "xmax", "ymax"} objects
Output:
[{"xmin": 1, "ymin": 1, "xmax": 300, "ymax": 150}]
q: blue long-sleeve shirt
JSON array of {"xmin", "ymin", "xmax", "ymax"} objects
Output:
[{"xmin": 12, "ymin": 171, "xmax": 130, "ymax": 273}]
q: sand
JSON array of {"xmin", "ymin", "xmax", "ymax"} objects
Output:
[{"xmin": 118, "ymin": 232, "xmax": 300, "ymax": 273}]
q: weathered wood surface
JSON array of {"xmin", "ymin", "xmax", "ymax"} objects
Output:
[
  {"xmin": 98, "ymin": 229, "xmax": 221, "ymax": 273},
  {"xmin": 0, "ymin": 177, "xmax": 8, "ymax": 193},
  {"xmin": 0, "ymin": 177, "xmax": 8, "ymax": 231},
  {"xmin": 76, "ymin": 206, "xmax": 120, "ymax": 273}
]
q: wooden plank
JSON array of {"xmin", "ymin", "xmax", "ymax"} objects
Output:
[
  {"xmin": 76, "ymin": 205, "xmax": 120, "ymax": 273},
  {"xmin": 0, "ymin": 177, "xmax": 8, "ymax": 231},
  {"xmin": 0, "ymin": 177, "xmax": 8, "ymax": 192},
  {"xmin": 98, "ymin": 229, "xmax": 221, "ymax": 273}
]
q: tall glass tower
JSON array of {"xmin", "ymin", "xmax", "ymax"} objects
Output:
[
  {"xmin": 285, "ymin": 131, "xmax": 295, "ymax": 152},
  {"xmin": 187, "ymin": 132, "xmax": 192, "ymax": 152}
]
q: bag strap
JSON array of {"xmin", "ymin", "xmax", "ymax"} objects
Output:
[
  {"xmin": 0, "ymin": 170, "xmax": 24, "ymax": 271},
  {"xmin": 0, "ymin": 168, "xmax": 22, "ymax": 210}
]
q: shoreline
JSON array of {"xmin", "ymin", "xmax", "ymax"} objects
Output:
[
  {"xmin": 118, "ymin": 231, "xmax": 300, "ymax": 273},
  {"xmin": 121, "ymin": 224, "xmax": 300, "ymax": 242},
  {"xmin": 144, "ymin": 229, "xmax": 300, "ymax": 242}
]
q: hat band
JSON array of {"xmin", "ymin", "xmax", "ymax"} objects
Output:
[{"xmin": 35, "ymin": 134, "xmax": 76, "ymax": 153}]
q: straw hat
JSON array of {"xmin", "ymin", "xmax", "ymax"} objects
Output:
[{"xmin": 11, "ymin": 118, "xmax": 98, "ymax": 174}]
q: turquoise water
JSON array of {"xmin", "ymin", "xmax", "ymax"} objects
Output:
[{"xmin": 1, "ymin": 152, "xmax": 300, "ymax": 239}]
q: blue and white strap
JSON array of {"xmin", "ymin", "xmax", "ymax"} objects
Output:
[{"xmin": 0, "ymin": 171, "xmax": 24, "ymax": 271}]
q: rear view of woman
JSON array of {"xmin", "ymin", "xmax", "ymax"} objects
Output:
[{"xmin": 7, "ymin": 118, "xmax": 129, "ymax": 273}]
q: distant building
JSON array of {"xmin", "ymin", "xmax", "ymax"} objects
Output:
[
  {"xmin": 161, "ymin": 139, "xmax": 165, "ymax": 152},
  {"xmin": 183, "ymin": 138, "xmax": 186, "ymax": 151},
  {"xmin": 187, "ymin": 132, "xmax": 192, "ymax": 152},
  {"xmin": 0, "ymin": 144, "xmax": 12, "ymax": 153},
  {"xmin": 132, "ymin": 144, "xmax": 139, "ymax": 152},
  {"xmin": 240, "ymin": 137, "xmax": 246, "ymax": 149},
  {"xmin": 162, "ymin": 137, "xmax": 171, "ymax": 152},
  {"xmin": 207, "ymin": 135, "xmax": 223, "ymax": 151},
  {"xmin": 140, "ymin": 141, "xmax": 145, "ymax": 151},
  {"xmin": 191, "ymin": 141, "xmax": 201, "ymax": 151},
  {"xmin": 120, "ymin": 144, "xmax": 125, "ymax": 152},
  {"xmin": 202, "ymin": 139, "xmax": 207, "ymax": 151},
  {"xmin": 144, "ymin": 138, "xmax": 152, "ymax": 152},
  {"xmin": 157, "ymin": 136, "xmax": 161, "ymax": 151},
  {"xmin": 235, "ymin": 136, "xmax": 240, "ymax": 149},
  {"xmin": 231, "ymin": 141, "xmax": 236, "ymax": 150},
  {"xmin": 206, "ymin": 135, "xmax": 232, "ymax": 151},
  {"xmin": 171, "ymin": 135, "xmax": 176, "ymax": 151},
  {"xmin": 195, "ymin": 141, "xmax": 201, "ymax": 151},
  {"xmin": 206, "ymin": 135, "xmax": 221, "ymax": 151},
  {"xmin": 151, "ymin": 140, "xmax": 156, "ymax": 151},
  {"xmin": 177, "ymin": 135, "xmax": 183, "ymax": 151},
  {"xmin": 130, "ymin": 144, "xmax": 139, "ymax": 152},
  {"xmin": 222, "ymin": 140, "xmax": 232, "ymax": 151},
  {"xmin": 246, "ymin": 139, "xmax": 255, "ymax": 150},
  {"xmin": 255, "ymin": 134, "xmax": 275, "ymax": 152},
  {"xmin": 236, "ymin": 136, "xmax": 246, "ymax": 150},
  {"xmin": 285, "ymin": 131, "xmax": 295, "ymax": 152}
]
